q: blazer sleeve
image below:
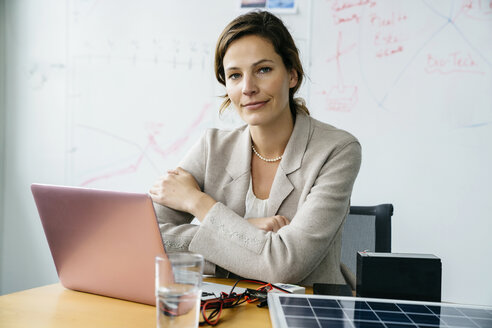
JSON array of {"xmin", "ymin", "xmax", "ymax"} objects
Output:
[
  {"xmin": 188, "ymin": 139, "xmax": 361, "ymax": 283},
  {"xmin": 153, "ymin": 133, "xmax": 207, "ymax": 252}
]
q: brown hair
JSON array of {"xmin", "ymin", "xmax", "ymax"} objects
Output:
[{"xmin": 214, "ymin": 10, "xmax": 309, "ymax": 116}]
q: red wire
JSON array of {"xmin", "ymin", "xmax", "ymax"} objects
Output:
[
  {"xmin": 158, "ymin": 301, "xmax": 178, "ymax": 316},
  {"xmin": 202, "ymin": 299, "xmax": 223, "ymax": 325},
  {"xmin": 200, "ymin": 279, "xmax": 291, "ymax": 325}
]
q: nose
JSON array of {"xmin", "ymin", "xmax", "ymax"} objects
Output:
[{"xmin": 242, "ymin": 73, "xmax": 258, "ymax": 96}]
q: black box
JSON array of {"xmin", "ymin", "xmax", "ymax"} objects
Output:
[
  {"xmin": 313, "ymin": 283, "xmax": 353, "ymax": 297},
  {"xmin": 356, "ymin": 252, "xmax": 442, "ymax": 302}
]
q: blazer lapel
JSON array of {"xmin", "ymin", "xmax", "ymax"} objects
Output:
[
  {"xmin": 267, "ymin": 166, "xmax": 294, "ymax": 216},
  {"xmin": 223, "ymin": 126, "xmax": 252, "ymax": 217},
  {"xmin": 267, "ymin": 114, "xmax": 311, "ymax": 216}
]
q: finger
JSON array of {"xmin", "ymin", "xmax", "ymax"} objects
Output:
[
  {"xmin": 280, "ymin": 216, "xmax": 290, "ymax": 226},
  {"xmin": 268, "ymin": 218, "xmax": 279, "ymax": 232},
  {"xmin": 176, "ymin": 167, "xmax": 191, "ymax": 177},
  {"xmin": 274, "ymin": 216, "xmax": 289, "ymax": 229},
  {"xmin": 274, "ymin": 215, "xmax": 285, "ymax": 224},
  {"xmin": 149, "ymin": 193, "xmax": 158, "ymax": 201},
  {"xmin": 274, "ymin": 220, "xmax": 284, "ymax": 232}
]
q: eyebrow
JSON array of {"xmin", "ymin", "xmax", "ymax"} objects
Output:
[{"xmin": 224, "ymin": 59, "xmax": 275, "ymax": 72}]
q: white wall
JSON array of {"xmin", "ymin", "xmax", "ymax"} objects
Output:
[
  {"xmin": 1, "ymin": 0, "xmax": 67, "ymax": 293},
  {"xmin": 1, "ymin": 0, "xmax": 491, "ymax": 307},
  {"xmin": 0, "ymin": 0, "xmax": 6, "ymax": 291}
]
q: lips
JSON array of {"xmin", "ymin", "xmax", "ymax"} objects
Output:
[{"xmin": 242, "ymin": 100, "xmax": 269, "ymax": 110}]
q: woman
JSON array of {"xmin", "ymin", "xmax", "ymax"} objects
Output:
[{"xmin": 149, "ymin": 11, "xmax": 361, "ymax": 285}]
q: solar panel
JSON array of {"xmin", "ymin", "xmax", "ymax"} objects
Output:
[{"xmin": 268, "ymin": 293, "xmax": 492, "ymax": 328}]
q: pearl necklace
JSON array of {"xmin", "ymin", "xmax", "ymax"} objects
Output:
[{"xmin": 251, "ymin": 145, "xmax": 282, "ymax": 162}]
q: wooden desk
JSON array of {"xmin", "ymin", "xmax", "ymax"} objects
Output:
[{"xmin": 0, "ymin": 278, "xmax": 312, "ymax": 327}]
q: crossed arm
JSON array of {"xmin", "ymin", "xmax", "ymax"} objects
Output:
[{"xmin": 149, "ymin": 167, "xmax": 290, "ymax": 232}]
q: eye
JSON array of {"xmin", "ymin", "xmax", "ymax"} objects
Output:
[
  {"xmin": 258, "ymin": 67, "xmax": 272, "ymax": 74},
  {"xmin": 228, "ymin": 73, "xmax": 241, "ymax": 80}
]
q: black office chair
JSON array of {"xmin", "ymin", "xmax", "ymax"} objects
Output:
[{"xmin": 340, "ymin": 204, "xmax": 394, "ymax": 291}]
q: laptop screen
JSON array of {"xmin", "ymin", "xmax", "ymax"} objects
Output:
[{"xmin": 31, "ymin": 184, "xmax": 165, "ymax": 305}]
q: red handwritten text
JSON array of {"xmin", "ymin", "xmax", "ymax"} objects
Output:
[
  {"xmin": 376, "ymin": 45, "xmax": 404, "ymax": 58},
  {"xmin": 330, "ymin": 0, "xmax": 377, "ymax": 12},
  {"xmin": 330, "ymin": 0, "xmax": 377, "ymax": 25},
  {"xmin": 455, "ymin": 0, "xmax": 492, "ymax": 22},
  {"xmin": 370, "ymin": 12, "xmax": 408, "ymax": 27},
  {"xmin": 333, "ymin": 13, "xmax": 361, "ymax": 25},
  {"xmin": 425, "ymin": 52, "xmax": 483, "ymax": 75},
  {"xmin": 374, "ymin": 31, "xmax": 401, "ymax": 45},
  {"xmin": 369, "ymin": 10, "xmax": 409, "ymax": 58}
]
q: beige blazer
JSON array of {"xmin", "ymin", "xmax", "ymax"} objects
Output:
[{"xmin": 154, "ymin": 113, "xmax": 361, "ymax": 285}]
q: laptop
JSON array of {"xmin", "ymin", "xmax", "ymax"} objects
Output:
[
  {"xmin": 31, "ymin": 183, "xmax": 166, "ymax": 305},
  {"xmin": 31, "ymin": 183, "xmax": 241, "ymax": 306}
]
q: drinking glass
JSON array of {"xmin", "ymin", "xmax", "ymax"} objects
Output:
[{"xmin": 155, "ymin": 253, "xmax": 204, "ymax": 328}]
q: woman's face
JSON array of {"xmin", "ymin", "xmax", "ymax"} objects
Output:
[{"xmin": 223, "ymin": 35, "xmax": 298, "ymax": 128}]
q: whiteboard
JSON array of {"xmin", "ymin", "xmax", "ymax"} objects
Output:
[
  {"xmin": 66, "ymin": 0, "xmax": 492, "ymax": 192},
  {"xmin": 35, "ymin": 0, "xmax": 492, "ymax": 304},
  {"xmin": 66, "ymin": 0, "xmax": 315, "ymax": 190}
]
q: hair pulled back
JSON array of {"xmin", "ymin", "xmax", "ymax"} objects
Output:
[{"xmin": 214, "ymin": 11, "xmax": 309, "ymax": 116}]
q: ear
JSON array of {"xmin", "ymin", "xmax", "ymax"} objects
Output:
[{"xmin": 289, "ymin": 69, "xmax": 298, "ymax": 89}]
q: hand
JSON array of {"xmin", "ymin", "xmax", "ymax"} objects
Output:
[
  {"xmin": 149, "ymin": 167, "xmax": 216, "ymax": 220},
  {"xmin": 149, "ymin": 167, "xmax": 201, "ymax": 214},
  {"xmin": 247, "ymin": 215, "xmax": 290, "ymax": 232}
]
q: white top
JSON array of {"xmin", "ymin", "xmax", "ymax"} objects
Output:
[{"xmin": 244, "ymin": 178, "xmax": 269, "ymax": 219}]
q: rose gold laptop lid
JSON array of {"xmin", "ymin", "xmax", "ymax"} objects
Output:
[{"xmin": 31, "ymin": 183, "xmax": 166, "ymax": 305}]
